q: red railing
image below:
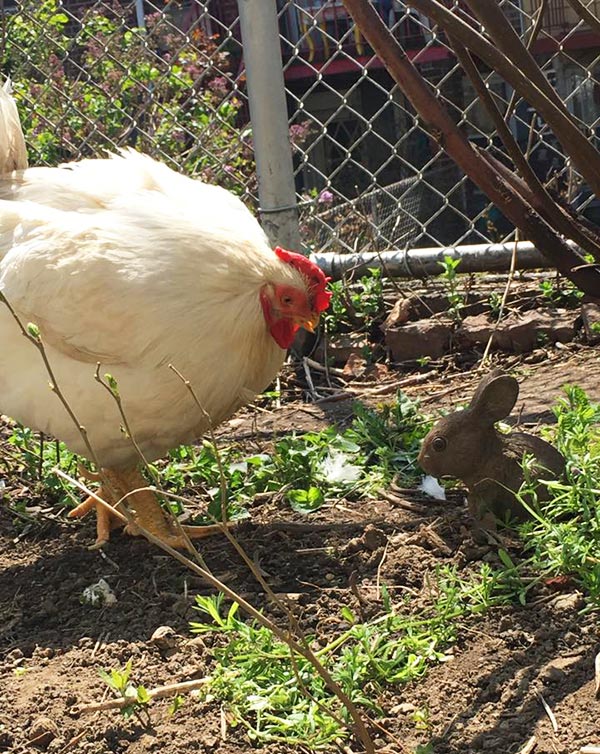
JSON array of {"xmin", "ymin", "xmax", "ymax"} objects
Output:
[
  {"xmin": 281, "ymin": 1, "xmax": 504, "ymax": 64},
  {"xmin": 283, "ymin": 0, "xmax": 441, "ymax": 63}
]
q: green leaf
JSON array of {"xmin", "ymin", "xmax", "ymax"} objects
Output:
[
  {"xmin": 287, "ymin": 486, "xmax": 324, "ymax": 513},
  {"xmin": 136, "ymin": 685, "xmax": 151, "ymax": 704},
  {"xmin": 26, "ymin": 322, "xmax": 40, "ymax": 340},
  {"xmin": 340, "ymin": 606, "xmax": 356, "ymax": 625}
]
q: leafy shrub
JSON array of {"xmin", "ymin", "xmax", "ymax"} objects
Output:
[{"xmin": 3, "ymin": 0, "xmax": 255, "ymax": 193}]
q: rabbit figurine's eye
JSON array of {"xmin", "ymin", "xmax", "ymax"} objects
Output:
[{"xmin": 431, "ymin": 436, "xmax": 447, "ymax": 453}]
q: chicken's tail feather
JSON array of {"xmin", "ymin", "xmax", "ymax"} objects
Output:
[{"xmin": 0, "ymin": 79, "xmax": 28, "ymax": 173}]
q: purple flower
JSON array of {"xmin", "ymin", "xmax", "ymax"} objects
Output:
[
  {"xmin": 289, "ymin": 121, "xmax": 312, "ymax": 146},
  {"xmin": 318, "ymin": 189, "xmax": 334, "ymax": 204},
  {"xmin": 208, "ymin": 76, "xmax": 228, "ymax": 96}
]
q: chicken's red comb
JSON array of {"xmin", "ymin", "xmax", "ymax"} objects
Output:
[{"xmin": 275, "ymin": 246, "xmax": 332, "ymax": 312}]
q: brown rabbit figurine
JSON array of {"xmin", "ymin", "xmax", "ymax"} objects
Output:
[{"xmin": 418, "ymin": 371, "xmax": 565, "ymax": 526}]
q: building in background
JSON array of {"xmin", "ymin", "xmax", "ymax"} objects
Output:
[{"xmin": 7, "ymin": 0, "xmax": 600, "ymax": 246}]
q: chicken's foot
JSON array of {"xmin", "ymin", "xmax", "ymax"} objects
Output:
[{"xmin": 69, "ymin": 467, "xmax": 228, "ymax": 549}]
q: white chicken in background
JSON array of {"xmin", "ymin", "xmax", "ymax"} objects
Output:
[{"xmin": 0, "ymin": 81, "xmax": 330, "ymax": 548}]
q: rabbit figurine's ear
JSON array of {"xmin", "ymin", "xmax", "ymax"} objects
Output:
[{"xmin": 469, "ymin": 373, "xmax": 519, "ymax": 424}]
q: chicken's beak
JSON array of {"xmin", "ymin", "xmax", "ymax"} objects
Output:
[{"xmin": 297, "ymin": 312, "xmax": 320, "ymax": 333}]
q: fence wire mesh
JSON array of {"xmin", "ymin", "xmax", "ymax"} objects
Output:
[{"xmin": 3, "ymin": 0, "xmax": 600, "ymax": 256}]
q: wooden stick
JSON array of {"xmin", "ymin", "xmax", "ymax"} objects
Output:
[
  {"xmin": 518, "ymin": 735, "xmax": 537, "ymax": 754},
  {"xmin": 71, "ymin": 678, "xmax": 210, "ymax": 715}
]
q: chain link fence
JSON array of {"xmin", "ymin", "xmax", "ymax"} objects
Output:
[{"xmin": 3, "ymin": 0, "xmax": 600, "ymax": 257}]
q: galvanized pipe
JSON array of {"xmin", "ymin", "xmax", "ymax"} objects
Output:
[
  {"xmin": 237, "ymin": 0, "xmax": 302, "ymax": 251},
  {"xmin": 135, "ymin": 0, "xmax": 145, "ymax": 29},
  {"xmin": 310, "ymin": 241, "xmax": 575, "ymax": 280}
]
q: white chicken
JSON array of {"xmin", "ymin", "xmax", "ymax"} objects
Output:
[{"xmin": 0, "ymin": 82, "xmax": 330, "ymax": 548}]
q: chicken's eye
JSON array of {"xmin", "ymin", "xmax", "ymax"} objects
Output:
[
  {"xmin": 281, "ymin": 295, "xmax": 293, "ymax": 306},
  {"xmin": 432, "ymin": 436, "xmax": 447, "ymax": 452}
]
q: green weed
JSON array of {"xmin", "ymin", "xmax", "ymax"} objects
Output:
[
  {"xmin": 438, "ymin": 255, "xmax": 464, "ymax": 322},
  {"xmin": 516, "ymin": 385, "xmax": 600, "ymax": 605},
  {"xmin": 98, "ymin": 660, "xmax": 151, "ymax": 720},
  {"xmin": 3, "ymin": 390, "xmax": 430, "ymax": 526},
  {"xmin": 346, "ymin": 392, "xmax": 431, "ymax": 485},
  {"xmin": 323, "ymin": 268, "xmax": 385, "ymax": 335},
  {"xmin": 189, "ymin": 561, "xmax": 525, "ymax": 748},
  {"xmin": 152, "ymin": 391, "xmax": 431, "ymax": 523},
  {"xmin": 6, "ymin": 424, "xmax": 83, "ymax": 505},
  {"xmin": 538, "ymin": 277, "xmax": 584, "ymax": 308}
]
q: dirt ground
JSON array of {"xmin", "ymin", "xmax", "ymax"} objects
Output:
[{"xmin": 1, "ymin": 343, "xmax": 600, "ymax": 754}]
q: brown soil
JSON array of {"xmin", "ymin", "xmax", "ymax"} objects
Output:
[{"xmin": 2, "ymin": 344, "xmax": 600, "ymax": 754}]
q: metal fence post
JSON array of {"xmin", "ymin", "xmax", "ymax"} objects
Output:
[
  {"xmin": 237, "ymin": 0, "xmax": 302, "ymax": 251},
  {"xmin": 134, "ymin": 0, "xmax": 146, "ymax": 29}
]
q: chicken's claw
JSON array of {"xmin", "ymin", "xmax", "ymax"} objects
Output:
[
  {"xmin": 69, "ymin": 468, "xmax": 231, "ymax": 549},
  {"xmin": 69, "ymin": 488, "xmax": 122, "ymax": 549}
]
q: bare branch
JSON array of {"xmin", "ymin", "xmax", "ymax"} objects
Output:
[
  {"xmin": 447, "ymin": 33, "xmax": 600, "ymax": 261},
  {"xmin": 59, "ymin": 469, "xmax": 377, "ymax": 754},
  {"xmin": 506, "ymin": 0, "xmax": 549, "ymax": 121},
  {"xmin": 340, "ymin": 0, "xmax": 600, "ymax": 295},
  {"xmin": 464, "ymin": 0, "xmax": 565, "ymax": 111},
  {"xmin": 404, "ymin": 0, "xmax": 600, "ymax": 199},
  {"xmin": 0, "ymin": 292, "xmax": 102, "ymax": 471},
  {"xmin": 71, "ymin": 678, "xmax": 210, "ymax": 715},
  {"xmin": 565, "ymin": 0, "xmax": 600, "ymax": 37}
]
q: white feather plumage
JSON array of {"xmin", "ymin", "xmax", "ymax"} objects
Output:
[{"xmin": 0, "ymin": 88, "xmax": 306, "ymax": 467}]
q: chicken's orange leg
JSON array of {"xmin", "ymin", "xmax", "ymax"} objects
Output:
[{"xmin": 69, "ymin": 467, "xmax": 227, "ymax": 549}]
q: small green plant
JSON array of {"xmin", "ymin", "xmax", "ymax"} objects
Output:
[
  {"xmin": 189, "ymin": 563, "xmax": 527, "ymax": 748},
  {"xmin": 4, "ymin": 390, "xmax": 431, "ymax": 525},
  {"xmin": 6, "ymin": 424, "xmax": 82, "ymax": 505},
  {"xmin": 190, "ymin": 594, "xmax": 452, "ymax": 747},
  {"xmin": 98, "ymin": 660, "xmax": 151, "ymax": 719},
  {"xmin": 168, "ymin": 695, "xmax": 185, "ymax": 716},
  {"xmin": 323, "ymin": 268, "xmax": 385, "ymax": 335},
  {"xmin": 412, "ymin": 705, "xmax": 432, "ymax": 732},
  {"xmin": 535, "ymin": 331, "xmax": 550, "ymax": 347},
  {"xmin": 487, "ymin": 291, "xmax": 503, "ymax": 321},
  {"xmin": 515, "ymin": 385, "xmax": 600, "ymax": 605},
  {"xmin": 438, "ymin": 255, "xmax": 465, "ymax": 322},
  {"xmin": 346, "ymin": 392, "xmax": 431, "ymax": 485},
  {"xmin": 415, "ymin": 743, "xmax": 435, "ymax": 754},
  {"xmin": 538, "ymin": 277, "xmax": 584, "ymax": 307},
  {"xmin": 154, "ymin": 391, "xmax": 431, "ymax": 522},
  {"xmin": 433, "ymin": 558, "xmax": 528, "ymax": 613}
]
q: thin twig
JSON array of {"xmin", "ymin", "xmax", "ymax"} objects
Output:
[
  {"xmin": 53, "ymin": 470, "xmax": 129, "ymax": 527},
  {"xmin": 0, "ymin": 293, "xmax": 102, "ymax": 471},
  {"xmin": 57, "ymin": 730, "xmax": 88, "ymax": 754},
  {"xmin": 518, "ymin": 735, "xmax": 537, "ymax": 754},
  {"xmin": 303, "ymin": 356, "xmax": 322, "ymax": 402},
  {"xmin": 505, "ymin": 0, "xmax": 548, "ymax": 121},
  {"xmin": 167, "ymin": 362, "xmax": 229, "ymax": 530},
  {"xmin": 447, "ymin": 32, "xmax": 600, "ymax": 261},
  {"xmin": 375, "ymin": 540, "xmax": 389, "ymax": 600},
  {"xmin": 93, "ymin": 365, "xmax": 156, "ymax": 482},
  {"xmin": 407, "ymin": 0, "xmax": 600, "ymax": 199},
  {"xmin": 565, "ymin": 0, "xmax": 600, "ymax": 37},
  {"xmin": 536, "ymin": 690, "xmax": 558, "ymax": 732},
  {"xmin": 94, "ymin": 364, "xmax": 209, "ymax": 560},
  {"xmin": 71, "ymin": 678, "xmax": 210, "ymax": 715},
  {"xmin": 479, "ymin": 234, "xmax": 519, "ymax": 368},
  {"xmin": 165, "ymin": 363, "xmax": 376, "ymax": 753}
]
